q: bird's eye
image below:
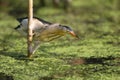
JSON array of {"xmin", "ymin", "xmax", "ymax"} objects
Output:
[
  {"xmin": 45, "ymin": 26, "xmax": 48, "ymax": 27},
  {"xmin": 59, "ymin": 24, "xmax": 62, "ymax": 26}
]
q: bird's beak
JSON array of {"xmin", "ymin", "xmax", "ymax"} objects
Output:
[{"xmin": 69, "ymin": 31, "xmax": 79, "ymax": 39}]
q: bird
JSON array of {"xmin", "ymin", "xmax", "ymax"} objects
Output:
[{"xmin": 15, "ymin": 17, "xmax": 78, "ymax": 57}]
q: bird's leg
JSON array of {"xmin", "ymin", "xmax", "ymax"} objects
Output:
[{"xmin": 30, "ymin": 41, "xmax": 40, "ymax": 55}]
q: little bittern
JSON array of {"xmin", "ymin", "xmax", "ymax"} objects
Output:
[{"xmin": 15, "ymin": 17, "xmax": 78, "ymax": 57}]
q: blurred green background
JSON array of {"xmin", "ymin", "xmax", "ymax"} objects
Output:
[
  {"xmin": 0, "ymin": 0, "xmax": 120, "ymax": 36},
  {"xmin": 0, "ymin": 0, "xmax": 120, "ymax": 80}
]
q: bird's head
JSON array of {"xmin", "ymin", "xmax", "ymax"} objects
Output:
[{"xmin": 62, "ymin": 25, "xmax": 79, "ymax": 39}]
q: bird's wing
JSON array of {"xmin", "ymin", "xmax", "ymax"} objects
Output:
[
  {"xmin": 33, "ymin": 17, "xmax": 52, "ymax": 25},
  {"xmin": 16, "ymin": 17, "xmax": 52, "ymax": 25},
  {"xmin": 32, "ymin": 18, "xmax": 50, "ymax": 36},
  {"xmin": 16, "ymin": 17, "xmax": 53, "ymax": 36},
  {"xmin": 16, "ymin": 17, "xmax": 28, "ymax": 23}
]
